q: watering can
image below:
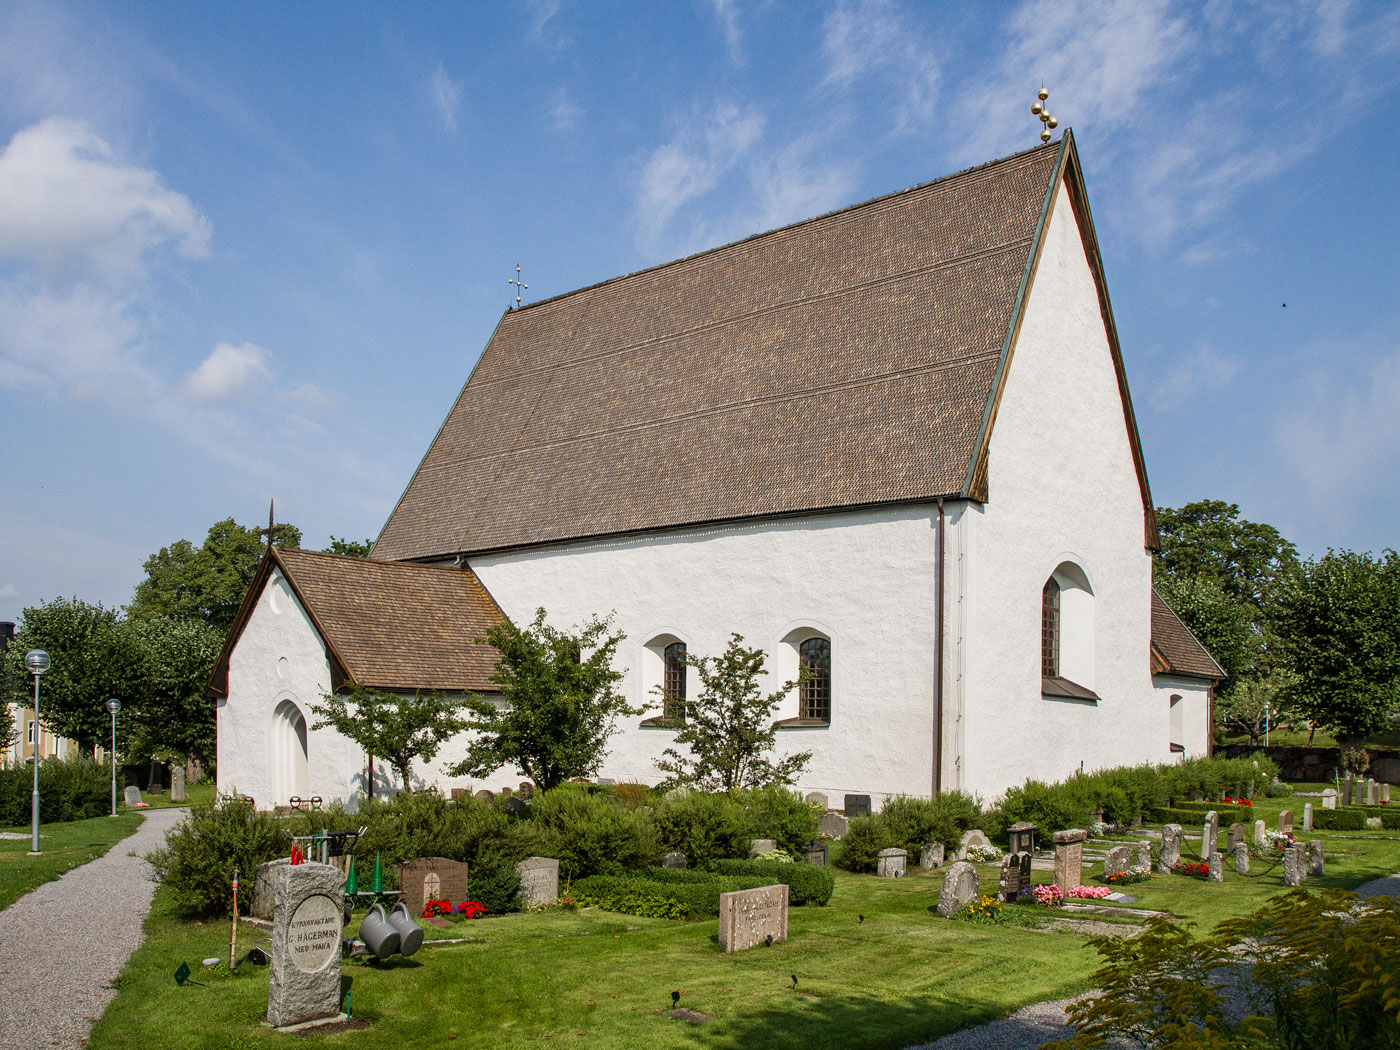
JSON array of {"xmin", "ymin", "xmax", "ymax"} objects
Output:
[
  {"xmin": 358, "ymin": 903, "xmax": 401, "ymax": 960},
  {"xmin": 387, "ymin": 901, "xmax": 424, "ymax": 957}
]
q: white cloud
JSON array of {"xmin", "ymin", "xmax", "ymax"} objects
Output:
[
  {"xmin": 821, "ymin": 0, "xmax": 940, "ymax": 136},
  {"xmin": 0, "ymin": 118, "xmax": 209, "ymax": 286},
  {"xmin": 181, "ymin": 341, "xmax": 273, "ymax": 401},
  {"xmin": 1146, "ymin": 343, "xmax": 1241, "ymax": 415},
  {"xmin": 549, "ymin": 86, "xmax": 581, "ymax": 132},
  {"xmin": 431, "ymin": 63, "xmax": 464, "ymax": 134},
  {"xmin": 711, "ymin": 0, "xmax": 742, "ymax": 62}
]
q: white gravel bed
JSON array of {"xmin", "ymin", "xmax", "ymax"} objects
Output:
[{"xmin": 0, "ymin": 808, "xmax": 186, "ymax": 1050}]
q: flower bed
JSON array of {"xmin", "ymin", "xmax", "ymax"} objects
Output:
[
  {"xmin": 1106, "ymin": 865, "xmax": 1152, "ymax": 886},
  {"xmin": 963, "ymin": 844, "xmax": 1001, "ymax": 863},
  {"xmin": 1171, "ymin": 861, "xmax": 1210, "ymax": 879}
]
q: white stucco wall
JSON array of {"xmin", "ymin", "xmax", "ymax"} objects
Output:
[
  {"xmin": 1154, "ymin": 675, "xmax": 1213, "ymax": 760},
  {"xmin": 468, "ymin": 505, "xmax": 941, "ymax": 805},
  {"xmin": 953, "ymin": 180, "xmax": 1163, "ymax": 801}
]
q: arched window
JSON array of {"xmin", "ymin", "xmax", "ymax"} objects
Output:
[
  {"xmin": 799, "ymin": 636, "xmax": 831, "ymax": 721},
  {"xmin": 663, "ymin": 641, "xmax": 687, "ymax": 721},
  {"xmin": 1041, "ymin": 561, "xmax": 1097, "ymax": 700},
  {"xmin": 1041, "ymin": 578, "xmax": 1061, "ymax": 677}
]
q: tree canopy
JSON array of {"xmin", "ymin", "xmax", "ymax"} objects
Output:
[
  {"xmin": 125, "ymin": 615, "xmax": 224, "ymax": 765},
  {"xmin": 325, "ymin": 536, "xmax": 373, "ymax": 558},
  {"xmin": 447, "ymin": 609, "xmax": 636, "ymax": 790},
  {"xmin": 311, "ymin": 684, "xmax": 468, "ymax": 792},
  {"xmin": 1155, "ymin": 499, "xmax": 1299, "ymax": 610}
]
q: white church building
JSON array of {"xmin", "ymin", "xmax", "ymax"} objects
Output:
[{"xmin": 210, "ymin": 132, "xmax": 1222, "ymax": 810}]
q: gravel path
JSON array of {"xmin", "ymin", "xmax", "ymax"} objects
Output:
[
  {"xmin": 0, "ymin": 808, "xmax": 186, "ymax": 1050},
  {"xmin": 907, "ymin": 869, "xmax": 1400, "ymax": 1050}
]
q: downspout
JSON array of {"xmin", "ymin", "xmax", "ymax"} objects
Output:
[{"xmin": 934, "ymin": 500, "xmax": 945, "ymax": 797}]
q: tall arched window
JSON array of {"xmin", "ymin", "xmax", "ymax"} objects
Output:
[
  {"xmin": 1041, "ymin": 577, "xmax": 1061, "ymax": 678},
  {"xmin": 799, "ymin": 636, "xmax": 831, "ymax": 721},
  {"xmin": 1042, "ymin": 561, "xmax": 1097, "ymax": 699},
  {"xmin": 663, "ymin": 641, "xmax": 687, "ymax": 721}
]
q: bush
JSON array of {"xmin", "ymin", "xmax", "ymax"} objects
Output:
[
  {"xmin": 879, "ymin": 792, "xmax": 984, "ymax": 853},
  {"xmin": 995, "ymin": 778, "xmax": 1095, "ymax": 834},
  {"xmin": 526, "ymin": 787, "xmax": 659, "ymax": 879},
  {"xmin": 0, "ymin": 756, "xmax": 112, "ymax": 825},
  {"xmin": 835, "ymin": 815, "xmax": 897, "ymax": 873},
  {"xmin": 573, "ymin": 871, "xmax": 770, "ymax": 920},
  {"xmin": 737, "ymin": 785, "xmax": 819, "ymax": 856},
  {"xmin": 469, "ymin": 866, "xmax": 523, "ymax": 914},
  {"xmin": 711, "ymin": 858, "xmax": 834, "ymax": 905},
  {"xmin": 1311, "ymin": 808, "xmax": 1369, "ymax": 831},
  {"xmin": 652, "ymin": 789, "xmax": 748, "ymax": 867},
  {"xmin": 148, "ymin": 802, "xmax": 287, "ymax": 917}
]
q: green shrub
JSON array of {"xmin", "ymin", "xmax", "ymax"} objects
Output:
[
  {"xmin": 652, "ymin": 789, "xmax": 748, "ymax": 867},
  {"xmin": 711, "ymin": 858, "xmax": 834, "ymax": 905},
  {"xmin": 995, "ymin": 778, "xmax": 1095, "ymax": 834},
  {"xmin": 737, "ymin": 785, "xmax": 819, "ymax": 856},
  {"xmin": 526, "ymin": 787, "xmax": 659, "ymax": 879},
  {"xmin": 835, "ymin": 815, "xmax": 897, "ymax": 873},
  {"xmin": 469, "ymin": 866, "xmax": 523, "ymax": 914},
  {"xmin": 879, "ymin": 792, "xmax": 985, "ymax": 853},
  {"xmin": 1311, "ymin": 808, "xmax": 1369, "ymax": 831},
  {"xmin": 1148, "ymin": 803, "xmax": 1257, "ymax": 826},
  {"xmin": 0, "ymin": 755, "xmax": 112, "ymax": 826},
  {"xmin": 148, "ymin": 803, "xmax": 287, "ymax": 917},
  {"xmin": 573, "ymin": 871, "xmax": 770, "ymax": 920}
]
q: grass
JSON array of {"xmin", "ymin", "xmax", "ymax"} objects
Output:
[
  {"xmin": 0, "ymin": 811, "xmax": 144, "ymax": 910},
  {"xmin": 1216, "ymin": 727, "xmax": 1400, "ymax": 749},
  {"xmin": 127, "ymin": 781, "xmax": 216, "ymax": 810}
]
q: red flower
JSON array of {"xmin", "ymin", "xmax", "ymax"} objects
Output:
[{"xmin": 458, "ymin": 900, "xmax": 486, "ymax": 919}]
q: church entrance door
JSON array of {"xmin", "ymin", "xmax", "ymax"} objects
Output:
[{"xmin": 272, "ymin": 699, "xmax": 309, "ymax": 805}]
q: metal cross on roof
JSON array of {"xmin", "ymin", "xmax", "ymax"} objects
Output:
[
  {"xmin": 257, "ymin": 499, "xmax": 277, "ymax": 547},
  {"xmin": 1031, "ymin": 87, "xmax": 1058, "ymax": 143},
  {"xmin": 509, "ymin": 264, "xmax": 528, "ymax": 308}
]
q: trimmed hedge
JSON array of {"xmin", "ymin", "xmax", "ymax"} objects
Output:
[
  {"xmin": 0, "ymin": 755, "xmax": 111, "ymax": 825},
  {"xmin": 573, "ymin": 871, "xmax": 771, "ymax": 920},
  {"xmin": 1311, "ymin": 808, "xmax": 1371, "ymax": 831},
  {"xmin": 710, "ymin": 858, "xmax": 834, "ymax": 905},
  {"xmin": 1149, "ymin": 803, "xmax": 1258, "ymax": 826}
]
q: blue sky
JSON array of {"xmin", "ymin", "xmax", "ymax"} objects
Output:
[{"xmin": 2, "ymin": 0, "xmax": 1398, "ymax": 623}]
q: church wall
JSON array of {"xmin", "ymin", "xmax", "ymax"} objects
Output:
[
  {"xmin": 1153, "ymin": 675, "xmax": 1213, "ymax": 760},
  {"xmin": 465, "ymin": 505, "xmax": 941, "ymax": 806},
  {"xmin": 956, "ymin": 179, "xmax": 1165, "ymax": 801},
  {"xmin": 217, "ymin": 568, "xmax": 369, "ymax": 808}
]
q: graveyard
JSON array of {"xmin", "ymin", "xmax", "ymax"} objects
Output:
[{"xmin": 74, "ymin": 776, "xmax": 1400, "ymax": 1050}]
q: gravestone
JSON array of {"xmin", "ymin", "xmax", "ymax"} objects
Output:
[
  {"xmin": 515, "ymin": 857, "xmax": 559, "ymax": 907},
  {"xmin": 804, "ymin": 791, "xmax": 828, "ymax": 809},
  {"xmin": 1052, "ymin": 829, "xmax": 1087, "ymax": 891},
  {"xmin": 596, "ymin": 778, "xmax": 616, "ymax": 786},
  {"xmin": 1233, "ymin": 842, "xmax": 1249, "ymax": 875},
  {"xmin": 397, "ymin": 858, "xmax": 468, "ymax": 920},
  {"xmin": 171, "ymin": 766, "xmax": 187, "ymax": 803},
  {"xmin": 1321, "ymin": 787, "xmax": 1337, "ymax": 810},
  {"xmin": 450, "ymin": 788, "xmax": 469, "ymax": 803},
  {"xmin": 662, "ymin": 852, "xmax": 688, "ymax": 870},
  {"xmin": 474, "ymin": 790, "xmax": 495, "ymax": 804},
  {"xmin": 498, "ymin": 785, "xmax": 513, "ymax": 798},
  {"xmin": 1302, "ymin": 803, "xmax": 1314, "ymax": 832},
  {"xmin": 1368, "ymin": 779, "xmax": 1381, "ymax": 805},
  {"xmin": 1292, "ymin": 842, "xmax": 1308, "ymax": 882},
  {"xmin": 1201, "ymin": 810, "xmax": 1219, "ymax": 860},
  {"xmin": 805, "ymin": 841, "xmax": 828, "ymax": 867},
  {"xmin": 876, "ymin": 847, "xmax": 908, "ymax": 878},
  {"xmin": 502, "ymin": 796, "xmax": 527, "ymax": 816},
  {"xmin": 958, "ymin": 829, "xmax": 993, "ymax": 859},
  {"xmin": 1157, "ymin": 824, "xmax": 1182, "ymax": 874},
  {"xmin": 1007, "ymin": 822, "xmax": 1036, "ymax": 856},
  {"xmin": 936, "ymin": 861, "xmax": 979, "ymax": 919},
  {"xmin": 1103, "ymin": 845, "xmax": 1133, "ymax": 881},
  {"xmin": 717, "ymin": 884, "xmax": 788, "ymax": 953},
  {"xmin": 266, "ymin": 862, "xmax": 345, "ymax": 1029},
  {"xmin": 1342, "ymin": 773, "xmax": 1354, "ymax": 803},
  {"xmin": 1136, "ymin": 840, "xmax": 1152, "ymax": 871},
  {"xmin": 997, "ymin": 853, "xmax": 1024, "ymax": 901},
  {"xmin": 518, "ymin": 782, "xmax": 534, "ymax": 800},
  {"xmin": 920, "ymin": 842, "xmax": 945, "ymax": 870},
  {"xmin": 1308, "ymin": 839, "xmax": 1324, "ymax": 876},
  {"xmin": 843, "ymin": 794, "xmax": 872, "ymax": 818},
  {"xmin": 1385, "ymin": 784, "xmax": 1392, "ymax": 804},
  {"xmin": 1017, "ymin": 850, "xmax": 1032, "ymax": 887},
  {"xmin": 1253, "ymin": 819, "xmax": 1268, "ymax": 848},
  {"xmin": 818, "ymin": 813, "xmax": 848, "ymax": 839},
  {"xmin": 1277, "ymin": 810, "xmax": 1294, "ymax": 835},
  {"xmin": 251, "ymin": 857, "xmax": 292, "ymax": 920},
  {"xmin": 1227, "ymin": 823, "xmax": 1246, "ymax": 852},
  {"xmin": 749, "ymin": 839, "xmax": 778, "ymax": 857},
  {"xmin": 123, "ymin": 785, "xmax": 141, "ymax": 807},
  {"xmin": 1367, "ymin": 816, "xmax": 1384, "ymax": 829},
  {"xmin": 1283, "ymin": 845, "xmax": 1304, "ymax": 886},
  {"xmin": 1207, "ymin": 852, "xmax": 1223, "ymax": 882},
  {"xmin": 1352, "ymin": 781, "xmax": 1366, "ymax": 806}
]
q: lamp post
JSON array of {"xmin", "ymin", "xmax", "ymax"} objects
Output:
[
  {"xmin": 24, "ymin": 649, "xmax": 50, "ymax": 855},
  {"xmin": 105, "ymin": 698, "xmax": 122, "ymax": 817}
]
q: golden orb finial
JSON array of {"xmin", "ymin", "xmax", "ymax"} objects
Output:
[
  {"xmin": 1037, "ymin": 87, "xmax": 1049, "ymax": 101},
  {"xmin": 1030, "ymin": 87, "xmax": 1058, "ymax": 143}
]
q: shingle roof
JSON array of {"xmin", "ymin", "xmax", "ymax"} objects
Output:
[
  {"xmin": 206, "ymin": 548, "xmax": 505, "ymax": 696},
  {"xmin": 374, "ymin": 141, "xmax": 1071, "ymax": 561},
  {"xmin": 1150, "ymin": 589, "xmax": 1225, "ymax": 681}
]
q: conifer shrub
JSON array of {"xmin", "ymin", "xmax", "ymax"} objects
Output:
[
  {"xmin": 879, "ymin": 792, "xmax": 985, "ymax": 853},
  {"xmin": 525, "ymin": 786, "xmax": 659, "ymax": 879},
  {"xmin": 468, "ymin": 865, "xmax": 524, "ymax": 915},
  {"xmin": 147, "ymin": 802, "xmax": 287, "ymax": 917},
  {"xmin": 737, "ymin": 784, "xmax": 819, "ymax": 856},
  {"xmin": 835, "ymin": 815, "xmax": 898, "ymax": 873},
  {"xmin": 652, "ymin": 789, "xmax": 749, "ymax": 867}
]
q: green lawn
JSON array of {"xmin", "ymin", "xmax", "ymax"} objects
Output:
[
  {"xmin": 1216, "ymin": 727, "xmax": 1400, "ymax": 749},
  {"xmin": 126, "ymin": 781, "xmax": 216, "ymax": 810},
  {"xmin": 0, "ymin": 811, "xmax": 144, "ymax": 911}
]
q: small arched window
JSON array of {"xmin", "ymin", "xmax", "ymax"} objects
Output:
[
  {"xmin": 799, "ymin": 636, "xmax": 831, "ymax": 721},
  {"xmin": 663, "ymin": 641, "xmax": 687, "ymax": 721},
  {"xmin": 1041, "ymin": 577, "xmax": 1061, "ymax": 678}
]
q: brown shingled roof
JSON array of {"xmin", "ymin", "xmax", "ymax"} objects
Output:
[
  {"xmin": 207, "ymin": 547, "xmax": 504, "ymax": 696},
  {"xmin": 1151, "ymin": 589, "xmax": 1225, "ymax": 680},
  {"xmin": 374, "ymin": 131, "xmax": 1156, "ymax": 561}
]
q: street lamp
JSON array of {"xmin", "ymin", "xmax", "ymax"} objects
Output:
[
  {"xmin": 105, "ymin": 698, "xmax": 122, "ymax": 817},
  {"xmin": 24, "ymin": 649, "xmax": 50, "ymax": 855}
]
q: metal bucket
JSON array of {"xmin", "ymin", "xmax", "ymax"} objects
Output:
[
  {"xmin": 388, "ymin": 901, "xmax": 424, "ymax": 957},
  {"xmin": 358, "ymin": 903, "xmax": 401, "ymax": 960}
]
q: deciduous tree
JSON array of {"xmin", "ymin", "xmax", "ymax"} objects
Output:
[
  {"xmin": 311, "ymin": 684, "xmax": 468, "ymax": 792},
  {"xmin": 125, "ymin": 615, "xmax": 224, "ymax": 766},
  {"xmin": 325, "ymin": 536, "xmax": 373, "ymax": 558}
]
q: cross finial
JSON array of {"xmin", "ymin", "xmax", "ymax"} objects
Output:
[
  {"xmin": 257, "ymin": 499, "xmax": 277, "ymax": 547},
  {"xmin": 509, "ymin": 264, "xmax": 529, "ymax": 308},
  {"xmin": 1031, "ymin": 87, "xmax": 1058, "ymax": 142}
]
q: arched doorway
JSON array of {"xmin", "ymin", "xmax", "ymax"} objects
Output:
[{"xmin": 271, "ymin": 699, "xmax": 309, "ymax": 805}]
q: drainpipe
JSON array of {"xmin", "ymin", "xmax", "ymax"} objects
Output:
[{"xmin": 934, "ymin": 500, "xmax": 945, "ymax": 797}]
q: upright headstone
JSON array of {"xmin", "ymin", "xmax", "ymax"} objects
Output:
[
  {"xmin": 1007, "ymin": 822, "xmax": 1036, "ymax": 856},
  {"xmin": 997, "ymin": 853, "xmax": 1024, "ymax": 901},
  {"xmin": 266, "ymin": 862, "xmax": 345, "ymax": 1029},
  {"xmin": 818, "ymin": 813, "xmax": 848, "ymax": 839},
  {"xmin": 1277, "ymin": 810, "xmax": 1294, "ymax": 835},
  {"xmin": 518, "ymin": 782, "xmax": 534, "ymax": 800},
  {"xmin": 450, "ymin": 788, "xmax": 469, "ymax": 803},
  {"xmin": 1283, "ymin": 845, "xmax": 1304, "ymax": 886},
  {"xmin": 804, "ymin": 791, "xmax": 828, "ymax": 809},
  {"xmin": 1368, "ymin": 779, "xmax": 1381, "ymax": 805},
  {"xmin": 147, "ymin": 761, "xmax": 163, "ymax": 795},
  {"xmin": 718, "ymin": 885, "xmax": 788, "ymax": 953},
  {"xmin": 1227, "ymin": 823, "xmax": 1246, "ymax": 852},
  {"xmin": 1017, "ymin": 850, "xmax": 1032, "ymax": 887},
  {"xmin": 1307, "ymin": 839, "xmax": 1324, "ymax": 877},
  {"xmin": 170, "ymin": 766, "xmax": 187, "ymax": 803},
  {"xmin": 843, "ymin": 794, "xmax": 872, "ymax": 819},
  {"xmin": 919, "ymin": 842, "xmax": 945, "ymax": 870},
  {"xmin": 1103, "ymin": 845, "xmax": 1132, "ymax": 881},
  {"xmin": 515, "ymin": 857, "xmax": 559, "ymax": 907},
  {"xmin": 1321, "ymin": 787, "xmax": 1338, "ymax": 810},
  {"xmin": 474, "ymin": 789, "xmax": 495, "ymax": 804},
  {"xmin": 1201, "ymin": 811, "xmax": 1219, "ymax": 860},
  {"xmin": 1232, "ymin": 842, "xmax": 1249, "ymax": 875},
  {"xmin": 397, "ymin": 857, "xmax": 469, "ymax": 919},
  {"xmin": 805, "ymin": 841, "xmax": 828, "ymax": 867},
  {"xmin": 1342, "ymin": 773, "xmax": 1354, "ymax": 802},
  {"xmin": 876, "ymin": 848, "xmax": 907, "ymax": 878},
  {"xmin": 1157, "ymin": 824, "xmax": 1182, "ymax": 874},
  {"xmin": 1136, "ymin": 840, "xmax": 1152, "ymax": 871},
  {"xmin": 251, "ymin": 857, "xmax": 292, "ymax": 920},
  {"xmin": 123, "ymin": 784, "xmax": 141, "ymax": 807},
  {"xmin": 1253, "ymin": 819, "xmax": 1268, "ymax": 848},
  {"xmin": 1367, "ymin": 816, "xmax": 1384, "ymax": 829},
  {"xmin": 749, "ymin": 839, "xmax": 778, "ymax": 857},
  {"xmin": 498, "ymin": 785, "xmax": 514, "ymax": 798},
  {"xmin": 1207, "ymin": 852, "xmax": 1223, "ymax": 882},
  {"xmin": 1302, "ymin": 803, "xmax": 1314, "ymax": 832},
  {"xmin": 662, "ymin": 852, "xmax": 688, "ymax": 870},
  {"xmin": 502, "ymin": 796, "xmax": 527, "ymax": 816},
  {"xmin": 1352, "ymin": 781, "xmax": 1366, "ymax": 806},
  {"xmin": 936, "ymin": 861, "xmax": 979, "ymax": 919},
  {"xmin": 1385, "ymin": 784, "xmax": 1392, "ymax": 804},
  {"xmin": 1052, "ymin": 829, "xmax": 1087, "ymax": 891},
  {"xmin": 958, "ymin": 829, "xmax": 993, "ymax": 859},
  {"xmin": 1291, "ymin": 842, "xmax": 1308, "ymax": 882}
]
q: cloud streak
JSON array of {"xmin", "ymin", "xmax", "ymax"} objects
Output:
[{"xmin": 431, "ymin": 63, "xmax": 464, "ymax": 134}]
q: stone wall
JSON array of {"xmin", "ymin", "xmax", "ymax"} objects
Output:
[{"xmin": 1215, "ymin": 744, "xmax": 1400, "ymax": 784}]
